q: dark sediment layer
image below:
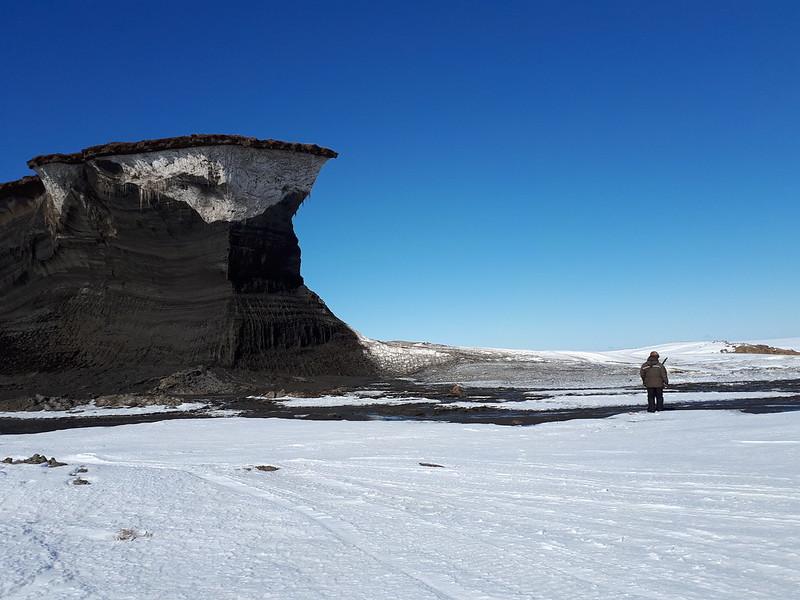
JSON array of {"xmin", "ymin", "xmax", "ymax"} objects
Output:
[
  {"xmin": 27, "ymin": 133, "xmax": 338, "ymax": 168},
  {"xmin": 1, "ymin": 135, "xmax": 372, "ymax": 401}
]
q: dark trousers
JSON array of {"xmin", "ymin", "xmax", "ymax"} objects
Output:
[{"xmin": 647, "ymin": 387, "xmax": 664, "ymax": 412}]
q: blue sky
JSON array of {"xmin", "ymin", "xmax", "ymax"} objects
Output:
[{"xmin": 2, "ymin": 1, "xmax": 798, "ymax": 350}]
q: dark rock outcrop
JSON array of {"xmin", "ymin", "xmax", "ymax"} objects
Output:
[
  {"xmin": 0, "ymin": 135, "xmax": 373, "ymax": 398},
  {"xmin": 1, "ymin": 453, "xmax": 66, "ymax": 467}
]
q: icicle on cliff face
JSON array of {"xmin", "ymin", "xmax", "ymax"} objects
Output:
[{"xmin": 0, "ymin": 135, "xmax": 374, "ymax": 393}]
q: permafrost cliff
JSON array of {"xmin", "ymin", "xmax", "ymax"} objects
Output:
[{"xmin": 0, "ymin": 135, "xmax": 375, "ymax": 396}]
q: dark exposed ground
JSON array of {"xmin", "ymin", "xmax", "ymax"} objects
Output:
[
  {"xmin": 727, "ymin": 343, "xmax": 800, "ymax": 355},
  {"xmin": 2, "ymin": 377, "xmax": 799, "ymax": 435},
  {"xmin": 1, "ymin": 137, "xmax": 374, "ymax": 391}
]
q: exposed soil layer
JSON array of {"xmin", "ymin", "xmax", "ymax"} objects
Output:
[
  {"xmin": 727, "ymin": 343, "xmax": 800, "ymax": 356},
  {"xmin": 2, "ymin": 378, "xmax": 799, "ymax": 435},
  {"xmin": 1, "ymin": 137, "xmax": 373, "ymax": 395},
  {"xmin": 0, "ymin": 176, "xmax": 44, "ymax": 199}
]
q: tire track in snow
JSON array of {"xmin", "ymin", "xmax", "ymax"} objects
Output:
[
  {"xmin": 206, "ymin": 468, "xmax": 669, "ymax": 600},
  {"xmin": 194, "ymin": 471, "xmax": 474, "ymax": 600},
  {"xmin": 78, "ymin": 455, "xmax": 800, "ymax": 599},
  {"xmin": 277, "ymin": 463, "xmax": 800, "ymax": 597},
  {"xmin": 1, "ymin": 522, "xmax": 104, "ymax": 600}
]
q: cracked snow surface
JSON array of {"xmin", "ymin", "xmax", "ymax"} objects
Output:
[{"xmin": 2, "ymin": 411, "xmax": 799, "ymax": 599}]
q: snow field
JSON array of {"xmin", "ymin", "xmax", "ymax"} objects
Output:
[
  {"xmin": 273, "ymin": 390, "xmax": 797, "ymax": 412},
  {"xmin": 2, "ymin": 411, "xmax": 800, "ymax": 599},
  {"xmin": 368, "ymin": 337, "xmax": 800, "ymax": 384},
  {"xmin": 451, "ymin": 390, "xmax": 798, "ymax": 411}
]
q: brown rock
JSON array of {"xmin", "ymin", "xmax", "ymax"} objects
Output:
[
  {"xmin": 730, "ymin": 343, "xmax": 800, "ymax": 356},
  {"xmin": 22, "ymin": 453, "xmax": 48, "ymax": 464},
  {"xmin": 449, "ymin": 384, "xmax": 466, "ymax": 398},
  {"xmin": 115, "ymin": 528, "xmax": 152, "ymax": 541}
]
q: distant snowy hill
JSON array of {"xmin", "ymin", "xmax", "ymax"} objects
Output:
[{"xmin": 360, "ymin": 336, "xmax": 800, "ymax": 383}]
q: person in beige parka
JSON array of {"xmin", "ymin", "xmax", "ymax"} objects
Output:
[{"xmin": 640, "ymin": 351, "xmax": 668, "ymax": 412}]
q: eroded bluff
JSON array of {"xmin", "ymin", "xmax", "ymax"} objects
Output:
[{"xmin": 0, "ymin": 135, "xmax": 374, "ymax": 395}]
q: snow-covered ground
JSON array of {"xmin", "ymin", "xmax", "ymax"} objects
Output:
[
  {"xmin": 447, "ymin": 390, "xmax": 798, "ymax": 411},
  {"xmin": 273, "ymin": 339, "xmax": 800, "ymax": 413},
  {"xmin": 474, "ymin": 338, "xmax": 800, "ymax": 382},
  {"xmin": 0, "ymin": 402, "xmax": 208, "ymax": 420},
  {"xmin": 2, "ymin": 412, "xmax": 799, "ymax": 599},
  {"xmin": 276, "ymin": 394, "xmax": 433, "ymax": 408},
  {"xmin": 388, "ymin": 337, "xmax": 800, "ymax": 388},
  {"xmin": 456, "ymin": 337, "xmax": 800, "ymax": 365},
  {"xmin": 587, "ymin": 339, "xmax": 800, "ymax": 381},
  {"xmin": 269, "ymin": 390, "xmax": 797, "ymax": 412}
]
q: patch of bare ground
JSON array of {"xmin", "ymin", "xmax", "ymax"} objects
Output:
[
  {"xmin": 243, "ymin": 465, "xmax": 280, "ymax": 472},
  {"xmin": 723, "ymin": 344, "xmax": 800, "ymax": 356},
  {"xmin": 254, "ymin": 465, "xmax": 280, "ymax": 472}
]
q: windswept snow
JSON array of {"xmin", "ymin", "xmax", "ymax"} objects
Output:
[
  {"xmin": 0, "ymin": 402, "xmax": 208, "ymax": 420},
  {"xmin": 276, "ymin": 395, "xmax": 432, "ymax": 408},
  {"xmin": 2, "ymin": 412, "xmax": 800, "ymax": 599},
  {"xmin": 447, "ymin": 391, "xmax": 797, "ymax": 411}
]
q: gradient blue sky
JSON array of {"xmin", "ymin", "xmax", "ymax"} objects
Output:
[{"xmin": 2, "ymin": 1, "xmax": 798, "ymax": 350}]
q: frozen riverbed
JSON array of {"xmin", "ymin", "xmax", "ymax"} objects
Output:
[{"xmin": 2, "ymin": 412, "xmax": 799, "ymax": 599}]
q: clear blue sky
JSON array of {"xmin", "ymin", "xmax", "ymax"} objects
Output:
[{"xmin": 2, "ymin": 1, "xmax": 798, "ymax": 350}]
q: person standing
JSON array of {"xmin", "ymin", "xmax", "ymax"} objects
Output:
[{"xmin": 640, "ymin": 351, "xmax": 668, "ymax": 412}]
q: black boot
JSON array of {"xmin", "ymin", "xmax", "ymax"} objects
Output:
[{"xmin": 655, "ymin": 388, "xmax": 664, "ymax": 411}]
